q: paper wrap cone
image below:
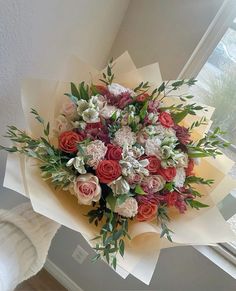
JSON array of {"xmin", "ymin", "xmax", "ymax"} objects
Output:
[{"xmin": 3, "ymin": 52, "xmax": 236, "ymax": 284}]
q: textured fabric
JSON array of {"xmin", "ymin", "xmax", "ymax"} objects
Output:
[{"xmin": 0, "ymin": 202, "xmax": 60, "ymax": 291}]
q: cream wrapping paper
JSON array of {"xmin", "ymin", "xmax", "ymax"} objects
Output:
[{"xmin": 3, "ymin": 52, "xmax": 236, "ymax": 284}]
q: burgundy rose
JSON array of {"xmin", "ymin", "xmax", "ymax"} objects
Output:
[
  {"xmin": 157, "ymin": 167, "xmax": 177, "ymax": 182},
  {"xmin": 145, "ymin": 156, "xmax": 161, "ymax": 174},
  {"xmin": 96, "ymin": 160, "xmax": 122, "ymax": 184},
  {"xmin": 85, "ymin": 122, "xmax": 103, "ymax": 136},
  {"xmin": 105, "ymin": 144, "xmax": 122, "ymax": 160},
  {"xmin": 165, "ymin": 191, "xmax": 178, "ymax": 206},
  {"xmin": 117, "ymin": 92, "xmax": 133, "ymax": 109},
  {"xmin": 147, "ymin": 100, "xmax": 160, "ymax": 113},
  {"xmin": 158, "ymin": 112, "xmax": 174, "ymax": 128},
  {"xmin": 58, "ymin": 131, "xmax": 84, "ymax": 153},
  {"xmin": 174, "ymin": 125, "xmax": 191, "ymax": 145}
]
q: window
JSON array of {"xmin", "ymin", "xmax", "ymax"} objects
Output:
[{"xmin": 181, "ymin": 1, "xmax": 236, "ymax": 276}]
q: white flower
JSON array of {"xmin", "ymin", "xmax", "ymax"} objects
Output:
[
  {"xmin": 173, "ymin": 167, "xmax": 186, "ymax": 188},
  {"xmin": 108, "ymin": 83, "xmax": 134, "ymax": 96},
  {"xmin": 108, "ymin": 177, "xmax": 130, "ymax": 195},
  {"xmin": 130, "ymin": 144, "xmax": 145, "ymax": 158},
  {"xmin": 114, "ymin": 197, "xmax": 138, "ymax": 218},
  {"xmin": 100, "ymin": 105, "xmax": 117, "ymax": 119},
  {"xmin": 86, "ymin": 140, "xmax": 107, "ymax": 169},
  {"xmin": 66, "ymin": 156, "xmax": 87, "ymax": 174},
  {"xmin": 82, "ymin": 108, "xmax": 100, "ymax": 123},
  {"xmin": 77, "ymin": 100, "xmax": 89, "ymax": 115},
  {"xmin": 145, "ymin": 136, "xmax": 162, "ymax": 157},
  {"xmin": 53, "ymin": 115, "xmax": 72, "ymax": 135},
  {"xmin": 160, "ymin": 145, "xmax": 174, "ymax": 159},
  {"xmin": 148, "ymin": 112, "xmax": 159, "ymax": 123},
  {"xmin": 72, "ymin": 120, "xmax": 86, "ymax": 130},
  {"xmin": 176, "ymin": 153, "xmax": 188, "ymax": 168},
  {"xmin": 120, "ymin": 149, "xmax": 149, "ymax": 177},
  {"xmin": 114, "ymin": 126, "xmax": 136, "ymax": 147}
]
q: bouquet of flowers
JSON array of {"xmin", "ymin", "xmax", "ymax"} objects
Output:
[{"xmin": 1, "ymin": 53, "xmax": 236, "ymax": 284}]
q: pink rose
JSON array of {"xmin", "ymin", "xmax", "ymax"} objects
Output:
[
  {"xmin": 141, "ymin": 175, "xmax": 165, "ymax": 193},
  {"xmin": 127, "ymin": 173, "xmax": 143, "ymax": 187},
  {"xmin": 74, "ymin": 174, "xmax": 101, "ymax": 205},
  {"xmin": 61, "ymin": 100, "xmax": 77, "ymax": 118}
]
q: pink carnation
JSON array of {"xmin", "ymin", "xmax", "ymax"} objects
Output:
[{"xmin": 86, "ymin": 140, "xmax": 107, "ymax": 169}]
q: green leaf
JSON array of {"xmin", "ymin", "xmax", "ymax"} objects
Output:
[
  {"xmin": 91, "ymin": 253, "xmax": 101, "ymax": 263},
  {"xmin": 163, "ymin": 182, "xmax": 174, "ymax": 192},
  {"xmin": 186, "ymin": 199, "xmax": 209, "ymax": 209},
  {"xmin": 112, "ymin": 257, "xmax": 117, "ymax": 269},
  {"xmin": 113, "ymin": 229, "xmax": 123, "ymax": 241},
  {"xmin": 171, "ymin": 110, "xmax": 188, "ymax": 123},
  {"xmin": 71, "ymin": 82, "xmax": 80, "ymax": 98},
  {"xmin": 44, "ymin": 122, "xmax": 50, "ymax": 136},
  {"xmin": 134, "ymin": 185, "xmax": 146, "ymax": 195},
  {"xmin": 119, "ymin": 239, "xmax": 125, "ymax": 257},
  {"xmin": 117, "ymin": 194, "xmax": 129, "ymax": 205},
  {"xmin": 106, "ymin": 194, "xmax": 116, "ymax": 211},
  {"xmin": 139, "ymin": 101, "xmax": 148, "ymax": 120},
  {"xmin": 158, "ymin": 82, "xmax": 165, "ymax": 92},
  {"xmin": 171, "ymin": 80, "xmax": 184, "ymax": 87},
  {"xmin": 79, "ymin": 82, "xmax": 89, "ymax": 101}
]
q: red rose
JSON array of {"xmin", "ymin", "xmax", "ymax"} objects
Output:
[
  {"xmin": 136, "ymin": 93, "xmax": 149, "ymax": 102},
  {"xmin": 185, "ymin": 159, "xmax": 194, "ymax": 176},
  {"xmin": 136, "ymin": 204, "xmax": 158, "ymax": 222},
  {"xmin": 106, "ymin": 144, "xmax": 122, "ymax": 160},
  {"xmin": 136, "ymin": 196, "xmax": 158, "ymax": 222},
  {"xmin": 158, "ymin": 112, "xmax": 174, "ymax": 128},
  {"xmin": 158, "ymin": 167, "xmax": 176, "ymax": 182},
  {"xmin": 145, "ymin": 156, "xmax": 161, "ymax": 174},
  {"xmin": 58, "ymin": 131, "xmax": 84, "ymax": 153},
  {"xmin": 96, "ymin": 160, "xmax": 122, "ymax": 184},
  {"xmin": 95, "ymin": 85, "xmax": 108, "ymax": 95}
]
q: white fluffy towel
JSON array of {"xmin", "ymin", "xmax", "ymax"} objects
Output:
[{"xmin": 0, "ymin": 202, "xmax": 60, "ymax": 291}]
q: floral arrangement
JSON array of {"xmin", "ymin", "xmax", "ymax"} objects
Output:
[{"xmin": 0, "ymin": 59, "xmax": 229, "ymax": 269}]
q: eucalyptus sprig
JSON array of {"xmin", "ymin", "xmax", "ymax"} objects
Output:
[
  {"xmin": 89, "ymin": 209, "xmax": 129, "ymax": 269},
  {"xmin": 157, "ymin": 205, "xmax": 173, "ymax": 242},
  {"xmin": 0, "ymin": 112, "xmax": 75, "ymax": 188},
  {"xmin": 99, "ymin": 58, "xmax": 115, "ymax": 85},
  {"xmin": 188, "ymin": 127, "xmax": 230, "ymax": 158}
]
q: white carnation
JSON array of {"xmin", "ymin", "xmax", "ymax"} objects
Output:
[
  {"xmin": 145, "ymin": 136, "xmax": 162, "ymax": 157},
  {"xmin": 173, "ymin": 167, "xmax": 186, "ymax": 188},
  {"xmin": 114, "ymin": 126, "xmax": 136, "ymax": 147},
  {"xmin": 114, "ymin": 197, "xmax": 138, "ymax": 218},
  {"xmin": 108, "ymin": 83, "xmax": 134, "ymax": 96}
]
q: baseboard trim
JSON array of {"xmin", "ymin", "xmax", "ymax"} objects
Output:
[{"xmin": 45, "ymin": 259, "xmax": 83, "ymax": 291}]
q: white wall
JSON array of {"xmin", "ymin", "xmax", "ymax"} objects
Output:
[
  {"xmin": 1, "ymin": 1, "xmax": 236, "ymax": 290},
  {"xmin": 110, "ymin": 0, "xmax": 224, "ymax": 79}
]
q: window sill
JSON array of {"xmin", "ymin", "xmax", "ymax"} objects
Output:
[
  {"xmin": 194, "ymin": 212, "xmax": 236, "ymax": 280},
  {"xmin": 194, "ymin": 245, "xmax": 236, "ymax": 279}
]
